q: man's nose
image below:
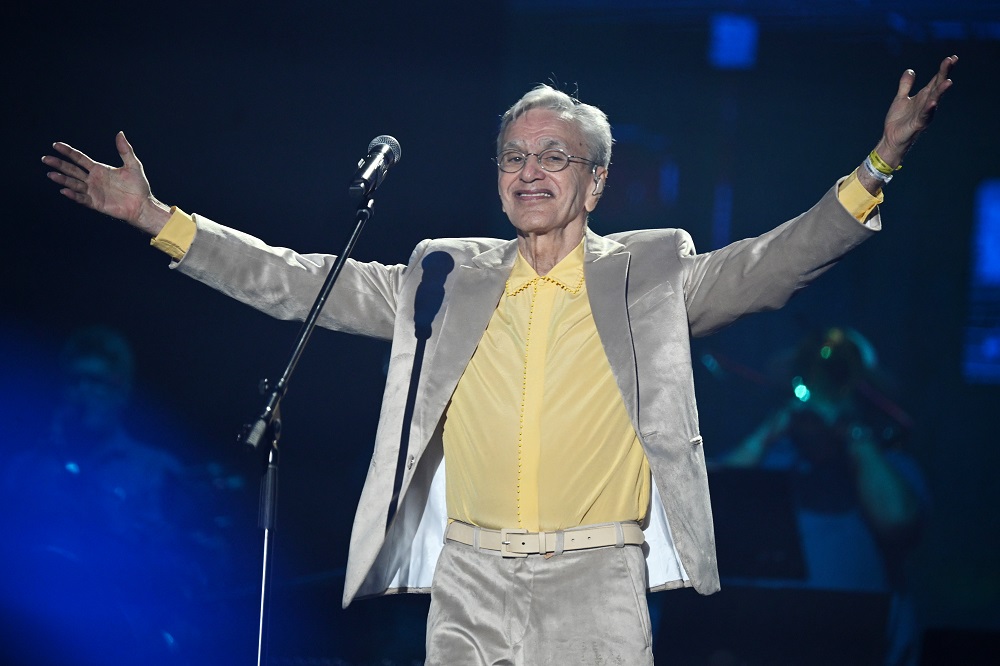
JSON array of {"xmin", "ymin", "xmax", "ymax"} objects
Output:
[{"xmin": 519, "ymin": 155, "xmax": 545, "ymax": 180}]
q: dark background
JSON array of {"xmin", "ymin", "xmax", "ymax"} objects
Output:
[{"xmin": 3, "ymin": 1, "xmax": 998, "ymax": 663}]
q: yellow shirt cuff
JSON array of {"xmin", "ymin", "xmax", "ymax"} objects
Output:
[
  {"xmin": 837, "ymin": 171, "xmax": 883, "ymax": 222},
  {"xmin": 149, "ymin": 206, "xmax": 196, "ymax": 260}
]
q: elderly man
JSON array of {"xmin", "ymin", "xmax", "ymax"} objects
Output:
[{"xmin": 43, "ymin": 56, "xmax": 956, "ymax": 664}]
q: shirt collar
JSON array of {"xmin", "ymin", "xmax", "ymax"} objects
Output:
[{"xmin": 506, "ymin": 238, "xmax": 586, "ymax": 296}]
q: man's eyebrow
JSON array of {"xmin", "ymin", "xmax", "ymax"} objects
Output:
[{"xmin": 501, "ymin": 137, "xmax": 566, "ymax": 151}]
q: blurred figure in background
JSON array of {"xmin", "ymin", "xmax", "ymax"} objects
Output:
[
  {"xmin": 0, "ymin": 326, "xmax": 243, "ymax": 665},
  {"xmin": 719, "ymin": 327, "xmax": 929, "ymax": 666}
]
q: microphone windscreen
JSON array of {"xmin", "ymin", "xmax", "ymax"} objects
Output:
[{"xmin": 368, "ymin": 135, "xmax": 401, "ymax": 164}]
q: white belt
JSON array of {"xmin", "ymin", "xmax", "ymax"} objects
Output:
[{"xmin": 445, "ymin": 520, "xmax": 645, "ymax": 558}]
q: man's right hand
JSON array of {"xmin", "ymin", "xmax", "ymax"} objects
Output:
[{"xmin": 42, "ymin": 131, "xmax": 171, "ymax": 235}]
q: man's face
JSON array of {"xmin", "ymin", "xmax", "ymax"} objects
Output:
[
  {"xmin": 61, "ymin": 355, "xmax": 129, "ymax": 435},
  {"xmin": 498, "ymin": 108, "xmax": 605, "ymax": 238}
]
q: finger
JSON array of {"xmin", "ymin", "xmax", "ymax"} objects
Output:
[
  {"xmin": 116, "ymin": 131, "xmax": 140, "ymax": 167},
  {"xmin": 52, "ymin": 142, "xmax": 97, "ymax": 171},
  {"xmin": 934, "ymin": 56, "xmax": 958, "ymax": 92},
  {"xmin": 59, "ymin": 187, "xmax": 91, "ymax": 205},
  {"xmin": 895, "ymin": 69, "xmax": 915, "ymax": 99},
  {"xmin": 47, "ymin": 171, "xmax": 88, "ymax": 194},
  {"xmin": 41, "ymin": 155, "xmax": 90, "ymax": 181},
  {"xmin": 939, "ymin": 54, "xmax": 958, "ymax": 78},
  {"xmin": 50, "ymin": 176, "xmax": 91, "ymax": 204},
  {"xmin": 923, "ymin": 70, "xmax": 955, "ymax": 107},
  {"xmin": 929, "ymin": 77, "xmax": 954, "ymax": 104},
  {"xmin": 926, "ymin": 55, "xmax": 958, "ymax": 95}
]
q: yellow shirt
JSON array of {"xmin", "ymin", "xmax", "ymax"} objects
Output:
[
  {"xmin": 151, "ymin": 174, "xmax": 881, "ymax": 532},
  {"xmin": 444, "ymin": 241, "xmax": 651, "ymax": 531}
]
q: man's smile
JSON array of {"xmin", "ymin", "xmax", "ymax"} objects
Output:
[{"xmin": 515, "ymin": 189, "xmax": 554, "ymax": 199}]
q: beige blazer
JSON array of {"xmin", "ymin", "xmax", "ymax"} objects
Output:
[{"xmin": 174, "ymin": 183, "xmax": 877, "ymax": 607}]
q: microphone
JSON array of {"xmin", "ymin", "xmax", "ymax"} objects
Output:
[{"xmin": 349, "ymin": 135, "xmax": 401, "ymax": 198}]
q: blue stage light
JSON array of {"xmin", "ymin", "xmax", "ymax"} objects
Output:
[
  {"xmin": 710, "ymin": 14, "xmax": 758, "ymax": 71},
  {"xmin": 972, "ymin": 180, "xmax": 1000, "ymax": 285},
  {"xmin": 963, "ymin": 179, "xmax": 1000, "ymax": 383}
]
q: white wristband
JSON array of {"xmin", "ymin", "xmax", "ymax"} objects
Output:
[{"xmin": 863, "ymin": 155, "xmax": 893, "ymax": 184}]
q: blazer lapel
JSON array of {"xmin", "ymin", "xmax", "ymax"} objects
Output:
[
  {"xmin": 584, "ymin": 229, "xmax": 640, "ymax": 431},
  {"xmin": 410, "ymin": 241, "xmax": 518, "ymax": 455}
]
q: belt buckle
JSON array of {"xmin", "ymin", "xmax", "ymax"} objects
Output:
[{"xmin": 499, "ymin": 528, "xmax": 528, "ymax": 558}]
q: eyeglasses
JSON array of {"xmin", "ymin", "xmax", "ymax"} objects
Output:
[{"xmin": 495, "ymin": 149, "xmax": 598, "ymax": 173}]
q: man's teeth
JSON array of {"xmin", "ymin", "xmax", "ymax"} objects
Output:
[{"xmin": 518, "ymin": 192, "xmax": 552, "ymax": 197}]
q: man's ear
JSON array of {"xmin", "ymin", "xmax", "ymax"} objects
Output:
[
  {"xmin": 591, "ymin": 169, "xmax": 606, "ymax": 197},
  {"xmin": 585, "ymin": 168, "xmax": 607, "ymax": 213}
]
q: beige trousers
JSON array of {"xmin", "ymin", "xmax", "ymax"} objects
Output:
[{"xmin": 425, "ymin": 540, "xmax": 654, "ymax": 665}]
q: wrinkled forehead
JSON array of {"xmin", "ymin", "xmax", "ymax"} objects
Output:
[{"xmin": 499, "ymin": 109, "xmax": 585, "ymax": 152}]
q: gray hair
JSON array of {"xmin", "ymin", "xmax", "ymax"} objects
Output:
[{"xmin": 497, "ymin": 84, "xmax": 613, "ymax": 168}]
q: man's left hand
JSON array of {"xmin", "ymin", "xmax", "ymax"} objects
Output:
[{"xmin": 878, "ymin": 55, "xmax": 958, "ymax": 168}]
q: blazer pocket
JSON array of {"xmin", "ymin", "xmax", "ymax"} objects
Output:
[{"xmin": 627, "ymin": 283, "xmax": 676, "ymax": 319}]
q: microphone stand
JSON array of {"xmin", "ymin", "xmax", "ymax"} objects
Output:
[{"xmin": 239, "ymin": 196, "xmax": 376, "ymax": 666}]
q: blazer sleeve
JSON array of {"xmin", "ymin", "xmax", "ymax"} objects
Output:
[
  {"xmin": 681, "ymin": 183, "xmax": 877, "ymax": 337},
  {"xmin": 171, "ymin": 214, "xmax": 416, "ymax": 341}
]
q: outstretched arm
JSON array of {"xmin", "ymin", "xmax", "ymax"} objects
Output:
[
  {"xmin": 848, "ymin": 430, "xmax": 923, "ymax": 540},
  {"xmin": 856, "ymin": 55, "xmax": 958, "ymax": 194},
  {"xmin": 42, "ymin": 131, "xmax": 171, "ymax": 235},
  {"xmin": 720, "ymin": 406, "xmax": 793, "ymax": 468}
]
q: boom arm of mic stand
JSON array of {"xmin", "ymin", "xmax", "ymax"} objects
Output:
[
  {"xmin": 239, "ymin": 196, "xmax": 375, "ymax": 450},
  {"xmin": 238, "ymin": 196, "xmax": 376, "ymax": 666}
]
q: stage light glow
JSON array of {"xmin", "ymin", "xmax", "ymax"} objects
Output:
[
  {"xmin": 709, "ymin": 14, "xmax": 758, "ymax": 70},
  {"xmin": 792, "ymin": 376, "xmax": 811, "ymax": 402},
  {"xmin": 964, "ymin": 179, "xmax": 1000, "ymax": 383}
]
